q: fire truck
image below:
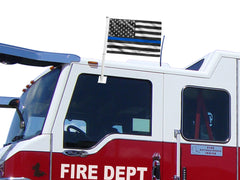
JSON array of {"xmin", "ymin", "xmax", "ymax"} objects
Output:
[{"xmin": 0, "ymin": 42, "xmax": 238, "ymax": 180}]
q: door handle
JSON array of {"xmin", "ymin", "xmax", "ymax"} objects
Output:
[
  {"xmin": 63, "ymin": 150, "xmax": 89, "ymax": 157},
  {"xmin": 152, "ymin": 153, "xmax": 161, "ymax": 180}
]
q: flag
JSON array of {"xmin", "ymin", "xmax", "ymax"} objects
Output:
[{"xmin": 107, "ymin": 18, "xmax": 162, "ymax": 57}]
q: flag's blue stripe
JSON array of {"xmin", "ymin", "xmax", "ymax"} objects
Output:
[{"xmin": 108, "ymin": 36, "xmax": 161, "ymax": 44}]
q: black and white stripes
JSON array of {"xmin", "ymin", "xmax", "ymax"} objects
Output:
[{"xmin": 107, "ymin": 18, "xmax": 162, "ymax": 57}]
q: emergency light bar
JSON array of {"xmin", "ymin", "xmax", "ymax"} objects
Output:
[{"xmin": 0, "ymin": 43, "xmax": 80, "ymax": 67}]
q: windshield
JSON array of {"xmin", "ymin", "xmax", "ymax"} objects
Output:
[{"xmin": 5, "ymin": 67, "xmax": 61, "ymax": 145}]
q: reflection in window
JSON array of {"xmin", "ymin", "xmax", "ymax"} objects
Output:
[
  {"xmin": 182, "ymin": 87, "xmax": 230, "ymax": 142},
  {"xmin": 133, "ymin": 118, "xmax": 150, "ymax": 132},
  {"xmin": 64, "ymin": 119, "xmax": 87, "ymax": 133},
  {"xmin": 64, "ymin": 74, "xmax": 152, "ymax": 149}
]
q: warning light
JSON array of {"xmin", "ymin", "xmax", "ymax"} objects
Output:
[
  {"xmin": 88, "ymin": 61, "xmax": 98, "ymax": 68},
  {"xmin": 50, "ymin": 66, "xmax": 55, "ymax": 70}
]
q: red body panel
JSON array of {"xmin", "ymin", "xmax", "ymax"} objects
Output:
[
  {"xmin": 3, "ymin": 140, "xmax": 237, "ymax": 179},
  {"xmin": 163, "ymin": 143, "xmax": 236, "ymax": 179},
  {"xmin": 52, "ymin": 140, "xmax": 163, "ymax": 180},
  {"xmin": 4, "ymin": 151, "xmax": 50, "ymax": 179},
  {"xmin": 180, "ymin": 143, "xmax": 236, "ymax": 179}
]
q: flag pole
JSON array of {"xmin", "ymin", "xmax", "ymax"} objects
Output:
[
  {"xmin": 159, "ymin": 35, "xmax": 165, "ymax": 67},
  {"xmin": 98, "ymin": 16, "xmax": 110, "ymax": 84}
]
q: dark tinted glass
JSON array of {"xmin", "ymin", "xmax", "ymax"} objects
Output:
[{"xmin": 64, "ymin": 74, "xmax": 152, "ymax": 149}]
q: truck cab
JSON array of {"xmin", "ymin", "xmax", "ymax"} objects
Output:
[{"xmin": 0, "ymin": 43, "xmax": 239, "ymax": 180}]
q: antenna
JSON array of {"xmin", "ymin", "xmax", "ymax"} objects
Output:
[{"xmin": 159, "ymin": 35, "xmax": 165, "ymax": 67}]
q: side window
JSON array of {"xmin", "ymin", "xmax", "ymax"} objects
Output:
[
  {"xmin": 186, "ymin": 59, "xmax": 204, "ymax": 71},
  {"xmin": 182, "ymin": 87, "xmax": 230, "ymax": 142},
  {"xmin": 64, "ymin": 74, "xmax": 152, "ymax": 149}
]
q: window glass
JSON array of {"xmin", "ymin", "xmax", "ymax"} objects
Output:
[
  {"xmin": 64, "ymin": 74, "xmax": 152, "ymax": 149},
  {"xmin": 186, "ymin": 59, "xmax": 204, "ymax": 71},
  {"xmin": 182, "ymin": 87, "xmax": 230, "ymax": 142}
]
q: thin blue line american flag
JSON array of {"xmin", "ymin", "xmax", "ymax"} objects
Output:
[{"xmin": 107, "ymin": 18, "xmax": 162, "ymax": 57}]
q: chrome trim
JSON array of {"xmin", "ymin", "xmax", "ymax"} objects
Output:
[
  {"xmin": 63, "ymin": 150, "xmax": 88, "ymax": 157},
  {"xmin": 174, "ymin": 129, "xmax": 181, "ymax": 180}
]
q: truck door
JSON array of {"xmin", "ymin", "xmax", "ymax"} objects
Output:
[
  {"xmin": 51, "ymin": 64, "xmax": 163, "ymax": 180},
  {"xmin": 181, "ymin": 86, "xmax": 236, "ymax": 179}
]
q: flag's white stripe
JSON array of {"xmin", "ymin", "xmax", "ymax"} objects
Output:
[
  {"xmin": 136, "ymin": 22, "xmax": 162, "ymax": 28},
  {"xmin": 135, "ymin": 27, "xmax": 161, "ymax": 33},
  {"xmin": 135, "ymin": 33, "xmax": 161, "ymax": 39},
  {"xmin": 107, "ymin": 47, "xmax": 160, "ymax": 55},
  {"xmin": 107, "ymin": 42, "xmax": 160, "ymax": 50}
]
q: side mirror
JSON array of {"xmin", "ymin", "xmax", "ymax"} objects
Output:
[
  {"xmin": 0, "ymin": 97, "xmax": 19, "ymax": 108},
  {"xmin": 0, "ymin": 96, "xmax": 25, "ymax": 129}
]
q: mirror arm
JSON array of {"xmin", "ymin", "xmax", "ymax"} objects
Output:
[{"xmin": 0, "ymin": 97, "xmax": 25, "ymax": 129}]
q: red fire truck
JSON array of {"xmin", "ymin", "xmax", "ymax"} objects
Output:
[{"xmin": 0, "ymin": 42, "xmax": 238, "ymax": 180}]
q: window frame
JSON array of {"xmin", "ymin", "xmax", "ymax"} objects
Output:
[{"xmin": 181, "ymin": 86, "xmax": 231, "ymax": 144}]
